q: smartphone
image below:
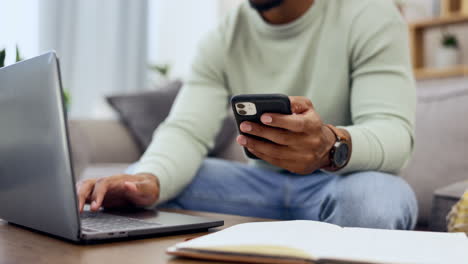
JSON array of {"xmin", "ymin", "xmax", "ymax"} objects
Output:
[{"xmin": 231, "ymin": 94, "xmax": 292, "ymax": 159}]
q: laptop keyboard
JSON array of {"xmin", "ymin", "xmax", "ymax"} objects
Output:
[{"xmin": 80, "ymin": 211, "xmax": 161, "ymax": 232}]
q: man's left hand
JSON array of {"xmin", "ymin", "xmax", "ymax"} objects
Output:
[{"xmin": 236, "ymin": 96, "xmax": 336, "ymax": 175}]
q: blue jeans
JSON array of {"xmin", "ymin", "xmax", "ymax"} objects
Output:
[{"xmin": 128, "ymin": 158, "xmax": 418, "ymax": 230}]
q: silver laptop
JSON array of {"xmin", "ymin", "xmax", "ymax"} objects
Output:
[{"xmin": 0, "ymin": 52, "xmax": 223, "ymax": 242}]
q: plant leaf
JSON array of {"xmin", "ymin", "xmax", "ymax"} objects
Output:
[
  {"xmin": 148, "ymin": 64, "xmax": 170, "ymax": 77},
  {"xmin": 62, "ymin": 88, "xmax": 71, "ymax": 111},
  {"xmin": 16, "ymin": 45, "xmax": 23, "ymax": 62},
  {"xmin": 441, "ymin": 33, "xmax": 458, "ymax": 48},
  {"xmin": 0, "ymin": 49, "xmax": 5, "ymax": 68}
]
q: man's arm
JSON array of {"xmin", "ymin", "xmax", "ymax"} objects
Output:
[
  {"xmin": 76, "ymin": 28, "xmax": 229, "ymax": 211},
  {"xmin": 133, "ymin": 30, "xmax": 229, "ymax": 205},
  {"xmin": 236, "ymin": 2, "xmax": 415, "ymax": 175},
  {"xmin": 341, "ymin": 2, "xmax": 416, "ymax": 174}
]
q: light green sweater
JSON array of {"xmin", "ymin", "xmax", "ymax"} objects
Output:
[{"xmin": 135, "ymin": 0, "xmax": 416, "ymax": 204}]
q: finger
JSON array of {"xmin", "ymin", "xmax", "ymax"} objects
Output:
[
  {"xmin": 237, "ymin": 135, "xmax": 300, "ymax": 160},
  {"xmin": 249, "ymin": 148, "xmax": 309, "ymax": 175},
  {"xmin": 239, "ymin": 121, "xmax": 296, "ymax": 146},
  {"xmin": 247, "ymin": 148, "xmax": 297, "ymax": 172},
  {"xmin": 288, "ymin": 96, "xmax": 314, "ymax": 114},
  {"xmin": 76, "ymin": 180, "xmax": 95, "ymax": 213},
  {"xmin": 90, "ymin": 179, "xmax": 109, "ymax": 211},
  {"xmin": 260, "ymin": 111, "xmax": 320, "ymax": 133}
]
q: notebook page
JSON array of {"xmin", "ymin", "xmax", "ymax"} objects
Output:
[
  {"xmin": 177, "ymin": 220, "xmax": 341, "ymax": 259},
  {"xmin": 321, "ymin": 228, "xmax": 468, "ymax": 264}
]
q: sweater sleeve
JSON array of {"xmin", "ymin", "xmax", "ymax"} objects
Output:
[
  {"xmin": 339, "ymin": 2, "xmax": 416, "ymax": 174},
  {"xmin": 133, "ymin": 29, "xmax": 229, "ymax": 204}
]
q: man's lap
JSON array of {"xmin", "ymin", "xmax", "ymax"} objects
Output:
[
  {"xmin": 128, "ymin": 158, "xmax": 418, "ymax": 229},
  {"xmin": 161, "ymin": 159, "xmax": 335, "ymax": 220}
]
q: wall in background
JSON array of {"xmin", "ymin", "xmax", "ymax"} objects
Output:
[
  {"xmin": 404, "ymin": 0, "xmax": 436, "ymax": 21},
  {"xmin": 147, "ymin": 0, "xmax": 243, "ymax": 80},
  {"xmin": 1, "ymin": 0, "xmax": 243, "ymax": 118},
  {"xmin": 0, "ymin": 0, "xmax": 39, "ymax": 64}
]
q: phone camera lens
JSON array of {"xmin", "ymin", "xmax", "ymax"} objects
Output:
[
  {"xmin": 239, "ymin": 110, "xmax": 247, "ymax": 115},
  {"xmin": 237, "ymin": 104, "xmax": 245, "ymax": 109}
]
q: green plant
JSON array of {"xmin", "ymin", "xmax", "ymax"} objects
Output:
[
  {"xmin": 0, "ymin": 49, "xmax": 5, "ymax": 68},
  {"xmin": 63, "ymin": 89, "xmax": 71, "ymax": 110},
  {"xmin": 15, "ymin": 45, "xmax": 23, "ymax": 62},
  {"xmin": 149, "ymin": 63, "xmax": 171, "ymax": 77},
  {"xmin": 0, "ymin": 46, "xmax": 23, "ymax": 68},
  {"xmin": 442, "ymin": 33, "xmax": 458, "ymax": 49}
]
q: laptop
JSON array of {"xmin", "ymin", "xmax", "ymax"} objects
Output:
[{"xmin": 0, "ymin": 52, "xmax": 223, "ymax": 242}]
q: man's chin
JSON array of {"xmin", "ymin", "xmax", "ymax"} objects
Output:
[{"xmin": 248, "ymin": 0, "xmax": 285, "ymax": 12}]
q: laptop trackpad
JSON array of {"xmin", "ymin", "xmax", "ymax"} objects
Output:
[{"xmin": 105, "ymin": 208, "xmax": 219, "ymax": 226}]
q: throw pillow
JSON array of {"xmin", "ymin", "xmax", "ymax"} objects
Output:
[{"xmin": 106, "ymin": 80, "xmax": 236, "ymax": 157}]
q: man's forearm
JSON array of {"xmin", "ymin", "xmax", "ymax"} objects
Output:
[{"xmin": 338, "ymin": 119, "xmax": 413, "ymax": 174}]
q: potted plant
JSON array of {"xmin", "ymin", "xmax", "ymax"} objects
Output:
[
  {"xmin": 148, "ymin": 63, "xmax": 172, "ymax": 87},
  {"xmin": 0, "ymin": 49, "xmax": 5, "ymax": 68},
  {"xmin": 0, "ymin": 46, "xmax": 22, "ymax": 68},
  {"xmin": 434, "ymin": 31, "xmax": 461, "ymax": 69}
]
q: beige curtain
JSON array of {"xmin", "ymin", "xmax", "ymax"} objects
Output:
[{"xmin": 39, "ymin": 0, "xmax": 149, "ymax": 118}]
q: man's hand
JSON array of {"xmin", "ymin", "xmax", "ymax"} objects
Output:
[
  {"xmin": 76, "ymin": 173, "xmax": 159, "ymax": 213},
  {"xmin": 236, "ymin": 96, "xmax": 337, "ymax": 175}
]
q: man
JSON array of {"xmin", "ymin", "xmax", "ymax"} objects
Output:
[{"xmin": 77, "ymin": 0, "xmax": 418, "ymax": 229}]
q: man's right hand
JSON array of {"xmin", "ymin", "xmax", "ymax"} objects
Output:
[{"xmin": 76, "ymin": 173, "xmax": 160, "ymax": 213}]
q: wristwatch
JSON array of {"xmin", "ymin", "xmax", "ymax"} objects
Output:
[{"xmin": 323, "ymin": 124, "xmax": 352, "ymax": 171}]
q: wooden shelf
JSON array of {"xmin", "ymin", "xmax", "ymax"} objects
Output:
[
  {"xmin": 409, "ymin": 12, "xmax": 468, "ymax": 74},
  {"xmin": 409, "ymin": 1, "xmax": 468, "ymax": 80},
  {"xmin": 410, "ymin": 14, "xmax": 468, "ymax": 30},
  {"xmin": 414, "ymin": 65, "xmax": 468, "ymax": 80}
]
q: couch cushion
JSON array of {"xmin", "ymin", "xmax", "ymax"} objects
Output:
[
  {"xmin": 68, "ymin": 121, "xmax": 90, "ymax": 178},
  {"xmin": 107, "ymin": 80, "xmax": 236, "ymax": 157},
  {"xmin": 70, "ymin": 120, "xmax": 141, "ymax": 164},
  {"xmin": 400, "ymin": 77, "xmax": 468, "ymax": 226},
  {"xmin": 79, "ymin": 163, "xmax": 132, "ymax": 181}
]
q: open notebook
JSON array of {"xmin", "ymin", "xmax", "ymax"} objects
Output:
[{"xmin": 167, "ymin": 220, "xmax": 468, "ymax": 264}]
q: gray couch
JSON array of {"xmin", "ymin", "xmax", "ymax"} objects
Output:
[{"xmin": 70, "ymin": 78, "xmax": 468, "ymax": 229}]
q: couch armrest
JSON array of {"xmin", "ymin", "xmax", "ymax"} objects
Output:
[{"xmin": 69, "ymin": 119, "xmax": 140, "ymax": 164}]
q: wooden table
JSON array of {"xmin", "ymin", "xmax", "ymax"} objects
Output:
[{"xmin": 0, "ymin": 210, "xmax": 269, "ymax": 264}]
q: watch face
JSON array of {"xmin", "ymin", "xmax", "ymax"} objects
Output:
[{"xmin": 333, "ymin": 142, "xmax": 349, "ymax": 168}]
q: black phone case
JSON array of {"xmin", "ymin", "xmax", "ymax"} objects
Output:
[{"xmin": 231, "ymin": 94, "xmax": 292, "ymax": 159}]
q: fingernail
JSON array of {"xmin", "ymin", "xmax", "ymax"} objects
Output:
[
  {"xmin": 91, "ymin": 201, "xmax": 97, "ymax": 209},
  {"xmin": 240, "ymin": 123, "xmax": 252, "ymax": 132},
  {"xmin": 237, "ymin": 136, "xmax": 247, "ymax": 146},
  {"xmin": 261, "ymin": 115, "xmax": 272, "ymax": 123}
]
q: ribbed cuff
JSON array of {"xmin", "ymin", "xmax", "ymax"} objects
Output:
[{"xmin": 333, "ymin": 126, "xmax": 370, "ymax": 174}]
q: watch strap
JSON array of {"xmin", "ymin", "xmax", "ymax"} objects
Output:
[
  {"xmin": 325, "ymin": 124, "xmax": 349, "ymax": 142},
  {"xmin": 323, "ymin": 125, "xmax": 352, "ymax": 171}
]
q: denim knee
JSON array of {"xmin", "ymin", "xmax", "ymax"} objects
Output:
[{"xmin": 320, "ymin": 171, "xmax": 418, "ymax": 230}]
